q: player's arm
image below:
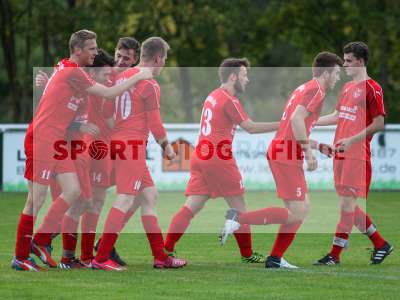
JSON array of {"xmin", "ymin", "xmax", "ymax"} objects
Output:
[
  {"xmin": 291, "ymin": 105, "xmax": 317, "ymax": 171},
  {"xmin": 239, "ymin": 119, "xmax": 280, "ymax": 134},
  {"xmin": 316, "ymin": 110, "xmax": 339, "ymax": 126},
  {"xmin": 143, "ymin": 84, "xmax": 175, "ymax": 160},
  {"xmin": 67, "ymin": 121, "xmax": 99, "ymax": 136},
  {"xmin": 86, "ymin": 68, "xmax": 152, "ymax": 99},
  {"xmin": 336, "ymin": 115, "xmax": 384, "ymax": 152}
]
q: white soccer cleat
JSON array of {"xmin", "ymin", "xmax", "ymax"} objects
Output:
[
  {"xmin": 265, "ymin": 256, "xmax": 299, "ymax": 269},
  {"xmin": 219, "ymin": 208, "xmax": 241, "ymax": 245},
  {"xmin": 280, "ymin": 257, "xmax": 299, "ymax": 269}
]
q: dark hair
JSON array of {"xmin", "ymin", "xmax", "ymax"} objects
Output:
[
  {"xmin": 69, "ymin": 29, "xmax": 97, "ymax": 53},
  {"xmin": 343, "ymin": 41, "xmax": 369, "ymax": 65},
  {"xmin": 218, "ymin": 58, "xmax": 250, "ymax": 83},
  {"xmin": 116, "ymin": 37, "xmax": 140, "ymax": 55},
  {"xmin": 312, "ymin": 51, "xmax": 343, "ymax": 77},
  {"xmin": 140, "ymin": 37, "xmax": 170, "ymax": 61},
  {"xmin": 92, "ymin": 49, "xmax": 115, "ymax": 67}
]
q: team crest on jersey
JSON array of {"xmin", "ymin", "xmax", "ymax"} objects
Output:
[
  {"xmin": 67, "ymin": 96, "xmax": 85, "ymax": 111},
  {"xmin": 353, "ymin": 88, "xmax": 363, "ymax": 98}
]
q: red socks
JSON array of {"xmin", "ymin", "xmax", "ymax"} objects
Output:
[
  {"xmin": 123, "ymin": 210, "xmax": 136, "ymax": 228},
  {"xmin": 354, "ymin": 206, "xmax": 385, "ymax": 249},
  {"xmin": 33, "ymin": 197, "xmax": 70, "ymax": 246},
  {"xmin": 164, "ymin": 206, "xmax": 193, "ymax": 252},
  {"xmin": 95, "ymin": 207, "xmax": 126, "ymax": 263},
  {"xmin": 239, "ymin": 207, "xmax": 289, "ymax": 225},
  {"xmin": 141, "ymin": 215, "xmax": 168, "ymax": 261},
  {"xmin": 330, "ymin": 210, "xmax": 355, "ymax": 260},
  {"xmin": 80, "ymin": 212, "xmax": 100, "ymax": 261},
  {"xmin": 61, "ymin": 215, "xmax": 78, "ymax": 258},
  {"xmin": 15, "ymin": 213, "xmax": 34, "ymax": 260},
  {"xmin": 270, "ymin": 221, "xmax": 302, "ymax": 257},
  {"xmin": 233, "ymin": 224, "xmax": 253, "ymax": 257}
]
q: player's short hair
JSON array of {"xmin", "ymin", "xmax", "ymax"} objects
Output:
[
  {"xmin": 140, "ymin": 37, "xmax": 170, "ymax": 61},
  {"xmin": 92, "ymin": 49, "xmax": 115, "ymax": 68},
  {"xmin": 116, "ymin": 37, "xmax": 140, "ymax": 54},
  {"xmin": 343, "ymin": 41, "xmax": 369, "ymax": 65},
  {"xmin": 69, "ymin": 29, "xmax": 97, "ymax": 53},
  {"xmin": 312, "ymin": 52, "xmax": 343, "ymax": 77},
  {"xmin": 218, "ymin": 58, "xmax": 250, "ymax": 83}
]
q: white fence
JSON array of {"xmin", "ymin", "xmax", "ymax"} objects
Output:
[{"xmin": 1, "ymin": 124, "xmax": 400, "ymax": 192}]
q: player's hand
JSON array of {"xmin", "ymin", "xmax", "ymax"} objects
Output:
[
  {"xmin": 80, "ymin": 123, "xmax": 100, "ymax": 137},
  {"xmin": 318, "ymin": 143, "xmax": 334, "ymax": 158},
  {"xmin": 164, "ymin": 143, "xmax": 177, "ymax": 161},
  {"xmin": 335, "ymin": 137, "xmax": 353, "ymax": 153},
  {"xmin": 35, "ymin": 70, "xmax": 49, "ymax": 87},
  {"xmin": 305, "ymin": 149, "xmax": 318, "ymax": 171},
  {"xmin": 137, "ymin": 67, "xmax": 153, "ymax": 81}
]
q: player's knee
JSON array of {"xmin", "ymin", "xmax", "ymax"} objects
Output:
[
  {"xmin": 63, "ymin": 186, "xmax": 81, "ymax": 202},
  {"xmin": 290, "ymin": 203, "xmax": 309, "ymax": 222},
  {"xmin": 340, "ymin": 197, "xmax": 356, "ymax": 212}
]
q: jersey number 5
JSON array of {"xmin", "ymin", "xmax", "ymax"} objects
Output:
[{"xmin": 201, "ymin": 108, "xmax": 213, "ymax": 136}]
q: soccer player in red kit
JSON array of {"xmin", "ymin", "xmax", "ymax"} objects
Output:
[
  {"xmin": 92, "ymin": 37, "xmax": 187, "ymax": 271},
  {"xmin": 34, "ymin": 38, "xmax": 142, "ymax": 266},
  {"xmin": 12, "ymin": 30, "xmax": 151, "ymax": 271},
  {"xmin": 315, "ymin": 42, "xmax": 393, "ymax": 266},
  {"xmin": 220, "ymin": 52, "xmax": 343, "ymax": 268},
  {"xmin": 164, "ymin": 58, "xmax": 280, "ymax": 264}
]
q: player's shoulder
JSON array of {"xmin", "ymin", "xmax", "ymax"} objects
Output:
[
  {"xmin": 296, "ymin": 79, "xmax": 321, "ymax": 96},
  {"xmin": 366, "ymin": 78, "xmax": 383, "ymax": 93},
  {"xmin": 117, "ymin": 67, "xmax": 140, "ymax": 80}
]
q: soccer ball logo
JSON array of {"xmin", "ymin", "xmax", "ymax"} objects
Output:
[{"xmin": 89, "ymin": 140, "xmax": 108, "ymax": 160}]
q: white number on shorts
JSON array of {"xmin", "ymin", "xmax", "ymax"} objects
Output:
[
  {"xmin": 201, "ymin": 108, "xmax": 213, "ymax": 136},
  {"xmin": 296, "ymin": 187, "xmax": 302, "ymax": 197},
  {"xmin": 133, "ymin": 180, "xmax": 142, "ymax": 191},
  {"xmin": 41, "ymin": 169, "xmax": 51, "ymax": 180},
  {"xmin": 93, "ymin": 172, "xmax": 102, "ymax": 183},
  {"xmin": 118, "ymin": 91, "xmax": 132, "ymax": 120}
]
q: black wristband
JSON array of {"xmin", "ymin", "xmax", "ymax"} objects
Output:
[
  {"xmin": 68, "ymin": 121, "xmax": 81, "ymax": 132},
  {"xmin": 161, "ymin": 140, "xmax": 169, "ymax": 151}
]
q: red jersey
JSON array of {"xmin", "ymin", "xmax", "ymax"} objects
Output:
[
  {"xmin": 30, "ymin": 58, "xmax": 96, "ymax": 143},
  {"xmin": 334, "ymin": 79, "xmax": 385, "ymax": 161},
  {"xmin": 197, "ymin": 88, "xmax": 249, "ymax": 147},
  {"xmin": 87, "ymin": 80, "xmax": 115, "ymax": 142},
  {"xmin": 268, "ymin": 79, "xmax": 326, "ymax": 165},
  {"xmin": 113, "ymin": 67, "xmax": 161, "ymax": 140}
]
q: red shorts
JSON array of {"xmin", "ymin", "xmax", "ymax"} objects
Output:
[
  {"xmin": 114, "ymin": 141, "xmax": 154, "ymax": 195},
  {"xmin": 90, "ymin": 156, "xmax": 114, "ymax": 188},
  {"xmin": 24, "ymin": 131, "xmax": 76, "ymax": 185},
  {"xmin": 268, "ymin": 159, "xmax": 307, "ymax": 201},
  {"xmin": 334, "ymin": 158, "xmax": 371, "ymax": 198},
  {"xmin": 75, "ymin": 159, "xmax": 92, "ymax": 200},
  {"xmin": 185, "ymin": 153, "xmax": 244, "ymax": 199}
]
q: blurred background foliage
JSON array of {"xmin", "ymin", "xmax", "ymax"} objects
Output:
[{"xmin": 1, "ymin": 0, "xmax": 399, "ymax": 123}]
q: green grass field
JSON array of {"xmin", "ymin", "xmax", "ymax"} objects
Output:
[{"xmin": 0, "ymin": 191, "xmax": 398, "ymax": 300}]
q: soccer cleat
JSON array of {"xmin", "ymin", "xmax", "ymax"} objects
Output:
[
  {"xmin": 95, "ymin": 239, "xmax": 127, "ymax": 266},
  {"xmin": 165, "ymin": 250, "xmax": 177, "ymax": 257},
  {"xmin": 11, "ymin": 256, "xmax": 42, "ymax": 271},
  {"xmin": 265, "ymin": 256, "xmax": 299, "ymax": 269},
  {"xmin": 314, "ymin": 254, "xmax": 340, "ymax": 266},
  {"xmin": 80, "ymin": 258, "xmax": 93, "ymax": 268},
  {"xmin": 370, "ymin": 241, "xmax": 393, "ymax": 265},
  {"xmin": 92, "ymin": 259, "xmax": 126, "ymax": 271},
  {"xmin": 153, "ymin": 256, "xmax": 187, "ymax": 269},
  {"xmin": 59, "ymin": 257, "xmax": 85, "ymax": 269},
  {"xmin": 241, "ymin": 251, "xmax": 266, "ymax": 263},
  {"xmin": 219, "ymin": 208, "xmax": 241, "ymax": 245},
  {"xmin": 31, "ymin": 242, "xmax": 57, "ymax": 268}
]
